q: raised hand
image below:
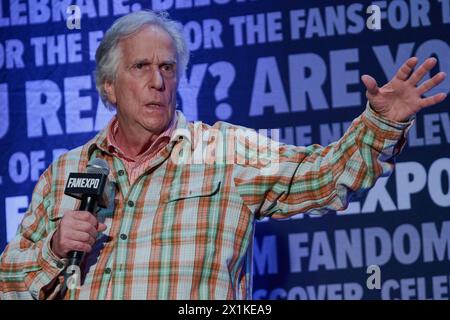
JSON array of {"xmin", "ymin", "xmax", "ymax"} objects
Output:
[{"xmin": 361, "ymin": 57, "xmax": 447, "ymax": 122}]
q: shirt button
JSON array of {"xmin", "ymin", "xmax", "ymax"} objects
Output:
[
  {"xmin": 118, "ymin": 170, "xmax": 125, "ymax": 176},
  {"xmin": 120, "ymin": 233, "xmax": 128, "ymax": 240},
  {"xmin": 128, "ymin": 200, "xmax": 134, "ymax": 207},
  {"xmin": 105, "ymin": 268, "xmax": 111, "ymax": 274}
]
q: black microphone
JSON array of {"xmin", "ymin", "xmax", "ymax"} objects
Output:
[{"xmin": 63, "ymin": 158, "xmax": 110, "ymax": 272}]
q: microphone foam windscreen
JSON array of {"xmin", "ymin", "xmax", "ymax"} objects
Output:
[{"xmin": 87, "ymin": 158, "xmax": 110, "ymax": 176}]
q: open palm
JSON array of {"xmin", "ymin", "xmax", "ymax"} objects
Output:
[{"xmin": 362, "ymin": 57, "xmax": 447, "ymax": 122}]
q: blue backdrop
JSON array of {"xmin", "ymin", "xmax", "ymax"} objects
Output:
[{"xmin": 0, "ymin": 0, "xmax": 449, "ymax": 299}]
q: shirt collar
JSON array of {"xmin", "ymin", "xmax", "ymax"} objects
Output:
[
  {"xmin": 106, "ymin": 113, "xmax": 176, "ymax": 158},
  {"xmin": 87, "ymin": 110, "xmax": 192, "ymax": 158}
]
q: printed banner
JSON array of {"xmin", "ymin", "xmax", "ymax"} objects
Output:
[{"xmin": 0, "ymin": 0, "xmax": 449, "ymax": 299}]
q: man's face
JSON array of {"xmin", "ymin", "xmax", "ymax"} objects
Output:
[{"xmin": 105, "ymin": 25, "xmax": 178, "ymax": 135}]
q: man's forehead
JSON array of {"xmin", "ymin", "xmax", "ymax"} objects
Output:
[
  {"xmin": 121, "ymin": 25, "xmax": 175, "ymax": 46},
  {"xmin": 118, "ymin": 25, "xmax": 177, "ymax": 59}
]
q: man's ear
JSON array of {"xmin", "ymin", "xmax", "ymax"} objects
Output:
[{"xmin": 103, "ymin": 81, "xmax": 117, "ymax": 105}]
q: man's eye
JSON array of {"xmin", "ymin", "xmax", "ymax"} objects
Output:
[
  {"xmin": 134, "ymin": 63, "xmax": 147, "ymax": 70},
  {"xmin": 161, "ymin": 64, "xmax": 175, "ymax": 72}
]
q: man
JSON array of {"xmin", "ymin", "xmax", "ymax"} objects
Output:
[{"xmin": 0, "ymin": 10, "xmax": 447, "ymax": 300}]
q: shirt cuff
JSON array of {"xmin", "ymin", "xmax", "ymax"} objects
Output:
[
  {"xmin": 362, "ymin": 102, "xmax": 414, "ymax": 136},
  {"xmin": 40, "ymin": 229, "xmax": 67, "ymax": 271},
  {"xmin": 33, "ymin": 229, "xmax": 67, "ymax": 299}
]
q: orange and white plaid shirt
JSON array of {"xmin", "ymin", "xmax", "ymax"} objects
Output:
[
  {"xmin": 105, "ymin": 116, "xmax": 176, "ymax": 186},
  {"xmin": 0, "ymin": 105, "xmax": 413, "ymax": 300},
  {"xmin": 103, "ymin": 115, "xmax": 175, "ymax": 299}
]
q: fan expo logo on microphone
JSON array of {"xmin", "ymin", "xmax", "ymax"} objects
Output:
[
  {"xmin": 64, "ymin": 172, "xmax": 108, "ymax": 199},
  {"xmin": 66, "ymin": 176, "xmax": 100, "ymax": 189}
]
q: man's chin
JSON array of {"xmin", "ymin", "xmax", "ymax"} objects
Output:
[{"xmin": 143, "ymin": 118, "xmax": 171, "ymax": 134}]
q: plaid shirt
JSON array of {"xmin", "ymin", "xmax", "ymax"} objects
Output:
[
  {"xmin": 106, "ymin": 116, "xmax": 175, "ymax": 186},
  {"xmin": 0, "ymin": 104, "xmax": 412, "ymax": 300}
]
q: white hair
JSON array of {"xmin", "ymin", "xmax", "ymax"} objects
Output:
[{"xmin": 95, "ymin": 10, "xmax": 189, "ymax": 110}]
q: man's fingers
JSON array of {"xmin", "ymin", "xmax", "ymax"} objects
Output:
[
  {"xmin": 417, "ymin": 71, "xmax": 446, "ymax": 95},
  {"xmin": 408, "ymin": 57, "xmax": 438, "ymax": 86},
  {"xmin": 361, "ymin": 75, "xmax": 379, "ymax": 95},
  {"xmin": 70, "ymin": 220, "xmax": 98, "ymax": 239},
  {"xmin": 419, "ymin": 92, "xmax": 447, "ymax": 108},
  {"xmin": 97, "ymin": 222, "xmax": 107, "ymax": 232},
  {"xmin": 64, "ymin": 227, "xmax": 96, "ymax": 244},
  {"xmin": 76, "ymin": 211, "xmax": 98, "ymax": 226},
  {"xmin": 67, "ymin": 240, "xmax": 92, "ymax": 253},
  {"xmin": 395, "ymin": 57, "xmax": 418, "ymax": 81},
  {"xmin": 68, "ymin": 230, "xmax": 96, "ymax": 246},
  {"xmin": 53, "ymin": 211, "xmax": 105, "ymax": 257}
]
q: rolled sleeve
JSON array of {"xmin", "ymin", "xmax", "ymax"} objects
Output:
[
  {"xmin": 362, "ymin": 102, "xmax": 414, "ymax": 156},
  {"xmin": 234, "ymin": 102, "xmax": 415, "ymax": 219},
  {"xmin": 31, "ymin": 230, "xmax": 66, "ymax": 299}
]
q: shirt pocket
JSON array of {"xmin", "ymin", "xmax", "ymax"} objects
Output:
[
  {"xmin": 165, "ymin": 180, "xmax": 221, "ymax": 203},
  {"xmin": 152, "ymin": 180, "xmax": 221, "ymax": 246}
]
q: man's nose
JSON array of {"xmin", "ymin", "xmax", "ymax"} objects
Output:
[{"xmin": 148, "ymin": 68, "xmax": 164, "ymax": 91}]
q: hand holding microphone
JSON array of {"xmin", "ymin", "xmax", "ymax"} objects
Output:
[
  {"xmin": 50, "ymin": 158, "xmax": 110, "ymax": 270},
  {"xmin": 51, "ymin": 211, "xmax": 107, "ymax": 259}
]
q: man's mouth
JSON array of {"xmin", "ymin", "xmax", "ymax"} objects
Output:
[{"xmin": 145, "ymin": 102, "xmax": 164, "ymax": 108}]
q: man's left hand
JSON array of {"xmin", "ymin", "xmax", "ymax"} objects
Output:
[{"xmin": 361, "ymin": 57, "xmax": 447, "ymax": 122}]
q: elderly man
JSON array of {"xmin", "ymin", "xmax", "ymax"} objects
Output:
[{"xmin": 0, "ymin": 10, "xmax": 447, "ymax": 300}]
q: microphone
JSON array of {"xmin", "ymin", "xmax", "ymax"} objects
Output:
[{"xmin": 63, "ymin": 158, "xmax": 110, "ymax": 272}]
